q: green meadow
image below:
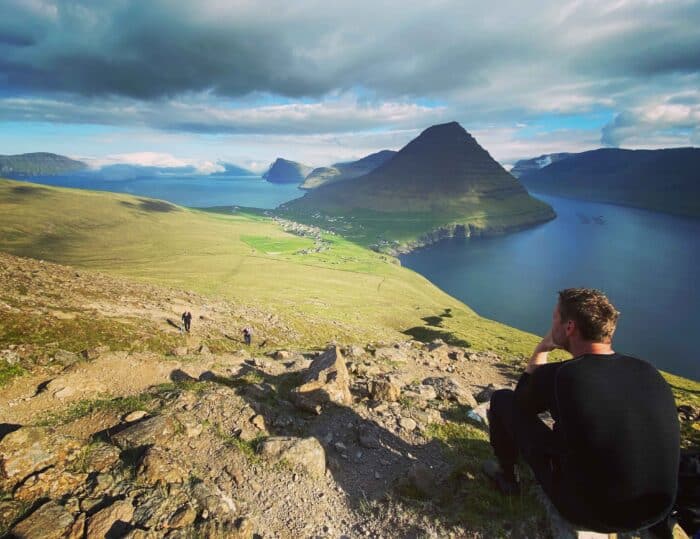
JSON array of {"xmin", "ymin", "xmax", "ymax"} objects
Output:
[{"xmin": 0, "ymin": 179, "xmax": 541, "ymax": 356}]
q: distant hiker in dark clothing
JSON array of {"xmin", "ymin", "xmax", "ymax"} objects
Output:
[
  {"xmin": 242, "ymin": 327, "xmax": 252, "ymax": 346},
  {"xmin": 181, "ymin": 311, "xmax": 192, "ymax": 333},
  {"xmin": 484, "ymin": 288, "xmax": 680, "ymax": 533}
]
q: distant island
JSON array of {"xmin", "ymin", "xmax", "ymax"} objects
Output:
[
  {"xmin": 0, "ymin": 152, "xmax": 87, "ymax": 177},
  {"xmin": 300, "ymin": 150, "xmax": 397, "ymax": 189},
  {"xmin": 514, "ymin": 148, "xmax": 700, "ymax": 218},
  {"xmin": 279, "ymin": 121, "xmax": 555, "ymax": 252},
  {"xmin": 263, "ymin": 158, "xmax": 312, "ymax": 184}
]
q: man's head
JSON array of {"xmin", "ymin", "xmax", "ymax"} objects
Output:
[{"xmin": 552, "ymin": 288, "xmax": 619, "ymax": 350}]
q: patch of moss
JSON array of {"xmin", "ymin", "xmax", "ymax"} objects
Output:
[
  {"xmin": 0, "ymin": 361, "xmax": 26, "ymax": 387},
  {"xmin": 36, "ymin": 393, "xmax": 158, "ymax": 427}
]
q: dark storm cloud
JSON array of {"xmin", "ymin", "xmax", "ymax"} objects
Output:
[{"xmin": 1, "ymin": 0, "xmax": 699, "ymax": 146}]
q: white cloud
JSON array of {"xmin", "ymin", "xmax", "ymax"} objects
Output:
[{"xmin": 84, "ymin": 152, "xmax": 225, "ymax": 174}]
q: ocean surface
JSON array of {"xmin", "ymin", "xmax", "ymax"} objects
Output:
[
  {"xmin": 19, "ymin": 174, "xmax": 304, "ymax": 209},
  {"xmin": 400, "ymin": 194, "xmax": 700, "ymax": 380}
]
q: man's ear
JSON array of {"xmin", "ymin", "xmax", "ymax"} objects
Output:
[{"xmin": 565, "ymin": 319, "xmax": 576, "ymax": 336}]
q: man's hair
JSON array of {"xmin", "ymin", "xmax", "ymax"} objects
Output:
[{"xmin": 558, "ymin": 288, "xmax": 620, "ymax": 343}]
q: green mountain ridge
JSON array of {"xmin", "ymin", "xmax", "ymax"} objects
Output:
[
  {"xmin": 280, "ymin": 122, "xmax": 555, "ymax": 251},
  {"xmin": 300, "ymin": 150, "xmax": 397, "ymax": 189},
  {"xmin": 0, "ymin": 152, "xmax": 87, "ymax": 177},
  {"xmin": 517, "ymin": 147, "xmax": 700, "ymax": 218}
]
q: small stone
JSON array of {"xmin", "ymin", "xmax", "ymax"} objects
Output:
[
  {"xmin": 124, "ymin": 410, "xmax": 148, "ymax": 422},
  {"xmin": 369, "ymin": 378, "xmax": 401, "ymax": 402},
  {"xmin": 399, "ymin": 417, "xmax": 417, "ymax": 431},
  {"xmin": 86, "ymin": 500, "xmax": 134, "ymax": 539},
  {"xmin": 274, "ymin": 350, "xmax": 292, "ymax": 360},
  {"xmin": 168, "ymin": 346, "xmax": 188, "ymax": 357},
  {"xmin": 357, "ymin": 425, "xmax": 381, "ymax": 449},
  {"xmin": 251, "ymin": 414, "xmax": 266, "ymax": 430},
  {"xmin": 167, "ymin": 504, "xmax": 196, "ymax": 529},
  {"xmin": 197, "ymin": 344, "xmax": 211, "ymax": 356}
]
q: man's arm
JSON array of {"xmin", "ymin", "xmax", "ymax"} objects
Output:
[
  {"xmin": 514, "ymin": 331, "xmax": 563, "ymax": 415},
  {"xmin": 525, "ymin": 330, "xmax": 558, "ymax": 374}
]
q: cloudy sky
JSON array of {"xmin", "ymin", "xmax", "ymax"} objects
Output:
[{"xmin": 1, "ymin": 0, "xmax": 698, "ymax": 172}]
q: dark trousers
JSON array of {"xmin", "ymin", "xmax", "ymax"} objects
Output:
[{"xmin": 488, "ymin": 389, "xmax": 558, "ymax": 493}]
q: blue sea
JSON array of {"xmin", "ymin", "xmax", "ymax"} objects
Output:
[
  {"xmin": 19, "ymin": 173, "xmax": 303, "ymax": 209},
  {"xmin": 400, "ymin": 194, "xmax": 700, "ymax": 380}
]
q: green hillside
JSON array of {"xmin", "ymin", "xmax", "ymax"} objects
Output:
[
  {"xmin": 0, "ymin": 152, "xmax": 87, "ymax": 176},
  {"xmin": 280, "ymin": 122, "xmax": 555, "ymax": 251},
  {"xmin": 0, "ymin": 178, "xmax": 542, "ymax": 357}
]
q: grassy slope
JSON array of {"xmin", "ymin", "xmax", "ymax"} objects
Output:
[
  {"xmin": 1, "ymin": 179, "xmax": 696, "ymax": 440},
  {"xmin": 0, "ymin": 179, "xmax": 541, "ymax": 357},
  {"xmin": 280, "ymin": 192, "xmax": 554, "ymax": 249}
]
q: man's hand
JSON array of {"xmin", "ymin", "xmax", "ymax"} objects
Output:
[{"xmin": 526, "ymin": 330, "xmax": 560, "ymax": 374}]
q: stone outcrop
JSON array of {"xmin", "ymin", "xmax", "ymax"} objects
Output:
[
  {"xmin": 260, "ymin": 436, "xmax": 326, "ymax": 478},
  {"xmin": 291, "ymin": 346, "xmax": 352, "ymax": 413},
  {"xmin": 423, "ymin": 377, "xmax": 478, "ymax": 408}
]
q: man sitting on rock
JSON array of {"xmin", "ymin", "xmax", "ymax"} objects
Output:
[{"xmin": 484, "ymin": 288, "xmax": 679, "ymax": 533}]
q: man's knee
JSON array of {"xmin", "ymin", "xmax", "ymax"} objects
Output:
[{"xmin": 489, "ymin": 389, "xmax": 515, "ymax": 422}]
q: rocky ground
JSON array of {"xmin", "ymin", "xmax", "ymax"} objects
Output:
[{"xmin": 1, "ymin": 253, "xmax": 695, "ymax": 538}]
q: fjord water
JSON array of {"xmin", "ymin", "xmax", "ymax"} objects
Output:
[
  {"xmin": 22, "ymin": 174, "xmax": 303, "ymax": 208},
  {"xmin": 400, "ymin": 194, "xmax": 700, "ymax": 380}
]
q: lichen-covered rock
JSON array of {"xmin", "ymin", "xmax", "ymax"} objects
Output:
[
  {"xmin": 291, "ymin": 346, "xmax": 351, "ymax": 413},
  {"xmin": 86, "ymin": 499, "xmax": 134, "ymax": 539},
  {"xmin": 11, "ymin": 501, "xmax": 75, "ymax": 539},
  {"xmin": 138, "ymin": 446, "xmax": 187, "ymax": 485},
  {"xmin": 14, "ymin": 467, "xmax": 87, "ymax": 501},
  {"xmin": 112, "ymin": 415, "xmax": 179, "ymax": 449},
  {"xmin": 369, "ymin": 377, "xmax": 401, "ymax": 402},
  {"xmin": 260, "ymin": 436, "xmax": 326, "ymax": 478},
  {"xmin": 475, "ymin": 383, "xmax": 507, "ymax": 403},
  {"xmin": 0, "ymin": 427, "xmax": 81, "ymax": 488},
  {"xmin": 423, "ymin": 377, "xmax": 478, "ymax": 408}
]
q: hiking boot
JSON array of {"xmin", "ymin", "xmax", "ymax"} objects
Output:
[{"xmin": 482, "ymin": 459, "xmax": 520, "ymax": 496}]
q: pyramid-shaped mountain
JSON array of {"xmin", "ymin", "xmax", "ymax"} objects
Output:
[
  {"xmin": 287, "ymin": 121, "xmax": 545, "ymax": 212},
  {"xmin": 280, "ymin": 121, "xmax": 554, "ymax": 250}
]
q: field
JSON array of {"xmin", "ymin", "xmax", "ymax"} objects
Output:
[{"xmin": 0, "ymin": 178, "xmax": 543, "ymax": 356}]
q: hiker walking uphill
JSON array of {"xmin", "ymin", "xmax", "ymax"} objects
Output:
[
  {"xmin": 181, "ymin": 311, "xmax": 192, "ymax": 333},
  {"xmin": 484, "ymin": 288, "xmax": 680, "ymax": 534},
  {"xmin": 243, "ymin": 326, "xmax": 252, "ymax": 346}
]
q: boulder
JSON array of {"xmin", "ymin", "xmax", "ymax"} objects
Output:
[
  {"xmin": 11, "ymin": 501, "xmax": 75, "ymax": 539},
  {"xmin": 168, "ymin": 346, "xmax": 188, "ymax": 357},
  {"xmin": 0, "ymin": 427, "xmax": 80, "ymax": 487},
  {"xmin": 373, "ymin": 346, "xmax": 407, "ymax": 363},
  {"xmin": 291, "ymin": 346, "xmax": 352, "ymax": 413},
  {"xmin": 369, "ymin": 377, "xmax": 401, "ymax": 402},
  {"xmin": 260, "ymin": 436, "xmax": 326, "ymax": 478},
  {"xmin": 475, "ymin": 383, "xmax": 507, "ymax": 403},
  {"xmin": 273, "ymin": 350, "xmax": 292, "ymax": 360},
  {"xmin": 14, "ymin": 467, "xmax": 87, "ymax": 502},
  {"xmin": 137, "ymin": 446, "xmax": 187, "ymax": 485},
  {"xmin": 423, "ymin": 377, "xmax": 478, "ymax": 408},
  {"xmin": 86, "ymin": 500, "xmax": 134, "ymax": 539},
  {"xmin": 112, "ymin": 415, "xmax": 179, "ymax": 449},
  {"xmin": 54, "ymin": 349, "xmax": 81, "ymax": 366},
  {"xmin": 404, "ymin": 462, "xmax": 439, "ymax": 499},
  {"xmin": 357, "ymin": 425, "xmax": 381, "ymax": 449}
]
